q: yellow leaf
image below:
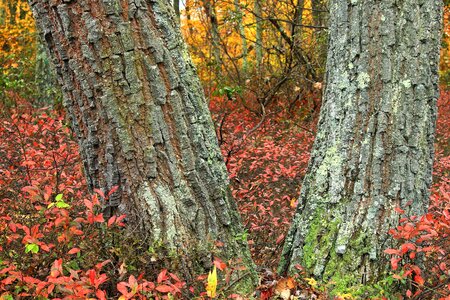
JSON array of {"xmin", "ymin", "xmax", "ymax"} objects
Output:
[
  {"xmin": 336, "ymin": 293, "xmax": 355, "ymax": 300},
  {"xmin": 290, "ymin": 198, "xmax": 297, "ymax": 208},
  {"xmin": 304, "ymin": 277, "xmax": 317, "ymax": 288},
  {"xmin": 206, "ymin": 265, "xmax": 217, "ymax": 298}
]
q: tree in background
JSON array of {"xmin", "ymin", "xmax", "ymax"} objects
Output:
[
  {"xmin": 0, "ymin": 0, "xmax": 60, "ymax": 109},
  {"xmin": 279, "ymin": 0, "xmax": 443, "ymax": 290},
  {"xmin": 181, "ymin": 0, "xmax": 329, "ymax": 116},
  {"xmin": 29, "ymin": 0, "xmax": 256, "ymax": 286}
]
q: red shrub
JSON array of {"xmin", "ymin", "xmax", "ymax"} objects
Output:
[{"xmin": 386, "ymin": 91, "xmax": 450, "ymax": 299}]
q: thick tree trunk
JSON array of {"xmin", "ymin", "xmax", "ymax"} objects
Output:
[
  {"xmin": 280, "ymin": 0, "xmax": 442, "ymax": 287},
  {"xmin": 29, "ymin": 0, "xmax": 255, "ymax": 286}
]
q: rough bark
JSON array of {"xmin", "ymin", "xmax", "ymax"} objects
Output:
[
  {"xmin": 279, "ymin": 0, "xmax": 442, "ymax": 287},
  {"xmin": 29, "ymin": 0, "xmax": 256, "ymax": 286},
  {"xmin": 173, "ymin": 0, "xmax": 180, "ymax": 21}
]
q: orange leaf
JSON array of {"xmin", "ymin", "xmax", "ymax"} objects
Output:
[{"xmin": 414, "ymin": 275, "xmax": 425, "ymax": 285}]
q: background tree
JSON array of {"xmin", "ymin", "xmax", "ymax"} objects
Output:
[
  {"xmin": 28, "ymin": 0, "xmax": 256, "ymax": 285},
  {"xmin": 0, "ymin": 0, "xmax": 59, "ymax": 108},
  {"xmin": 278, "ymin": 0, "xmax": 443, "ymax": 288},
  {"xmin": 181, "ymin": 0, "xmax": 328, "ymax": 116}
]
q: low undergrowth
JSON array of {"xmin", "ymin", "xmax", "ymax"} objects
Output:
[{"xmin": 0, "ymin": 90, "xmax": 449, "ymax": 299}]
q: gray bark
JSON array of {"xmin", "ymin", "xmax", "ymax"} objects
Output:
[
  {"xmin": 29, "ymin": 0, "xmax": 256, "ymax": 286},
  {"xmin": 279, "ymin": 0, "xmax": 442, "ymax": 287},
  {"xmin": 173, "ymin": 0, "xmax": 180, "ymax": 21}
]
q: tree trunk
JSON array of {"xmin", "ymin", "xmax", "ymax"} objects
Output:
[
  {"xmin": 311, "ymin": 0, "xmax": 327, "ymax": 28},
  {"xmin": 173, "ymin": 0, "xmax": 180, "ymax": 21},
  {"xmin": 254, "ymin": 0, "xmax": 263, "ymax": 69},
  {"xmin": 29, "ymin": 0, "xmax": 256, "ymax": 286},
  {"xmin": 291, "ymin": 0, "xmax": 304, "ymax": 45},
  {"xmin": 279, "ymin": 0, "xmax": 442, "ymax": 287},
  {"xmin": 204, "ymin": 0, "xmax": 222, "ymax": 74},
  {"xmin": 234, "ymin": 0, "xmax": 248, "ymax": 74}
]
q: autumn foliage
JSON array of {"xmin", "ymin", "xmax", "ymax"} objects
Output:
[
  {"xmin": 0, "ymin": 87, "xmax": 448, "ymax": 299},
  {"xmin": 0, "ymin": 0, "xmax": 450, "ymax": 298},
  {"xmin": 0, "ymin": 109, "xmax": 187, "ymax": 299}
]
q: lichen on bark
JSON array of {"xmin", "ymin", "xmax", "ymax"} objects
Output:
[
  {"xmin": 29, "ymin": 0, "xmax": 256, "ymax": 288},
  {"xmin": 279, "ymin": 0, "xmax": 443, "ymax": 288}
]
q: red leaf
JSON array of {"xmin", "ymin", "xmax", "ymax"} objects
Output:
[
  {"xmin": 47, "ymin": 283, "xmax": 55, "ymax": 294},
  {"xmin": 391, "ymin": 257, "xmax": 401, "ymax": 270},
  {"xmin": 401, "ymin": 243, "xmax": 416, "ymax": 254},
  {"xmin": 68, "ymin": 248, "xmax": 80, "ymax": 255},
  {"xmin": 155, "ymin": 284, "xmax": 173, "ymax": 293},
  {"xmin": 157, "ymin": 269, "xmax": 168, "ymax": 283},
  {"xmin": 117, "ymin": 282, "xmax": 129, "ymax": 295},
  {"xmin": 169, "ymin": 272, "xmax": 182, "ymax": 282},
  {"xmin": 96, "ymin": 290, "xmax": 107, "ymax": 300},
  {"xmin": 94, "ymin": 188, "xmax": 105, "ymax": 198},
  {"xmin": 406, "ymin": 289, "xmax": 412, "ymax": 298},
  {"xmin": 84, "ymin": 199, "xmax": 93, "ymax": 211},
  {"xmin": 213, "ymin": 257, "xmax": 227, "ymax": 271},
  {"xmin": 384, "ymin": 248, "xmax": 400, "ymax": 255},
  {"xmin": 87, "ymin": 269, "xmax": 96, "ymax": 285},
  {"xmin": 23, "ymin": 276, "xmax": 40, "ymax": 284},
  {"xmin": 108, "ymin": 185, "xmax": 119, "ymax": 197},
  {"xmin": 8, "ymin": 222, "xmax": 17, "ymax": 233},
  {"xmin": 395, "ymin": 207, "xmax": 405, "ymax": 214},
  {"xmin": 108, "ymin": 216, "xmax": 117, "ymax": 227},
  {"xmin": 276, "ymin": 234, "xmax": 284, "ymax": 244},
  {"xmin": 94, "ymin": 213, "xmax": 105, "ymax": 223}
]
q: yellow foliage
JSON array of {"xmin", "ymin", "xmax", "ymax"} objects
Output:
[
  {"xmin": 0, "ymin": 0, "xmax": 36, "ymax": 71},
  {"xmin": 206, "ymin": 265, "xmax": 218, "ymax": 298},
  {"xmin": 336, "ymin": 293, "xmax": 356, "ymax": 300}
]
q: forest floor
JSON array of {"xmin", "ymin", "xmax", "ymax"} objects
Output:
[{"xmin": 0, "ymin": 90, "xmax": 449, "ymax": 299}]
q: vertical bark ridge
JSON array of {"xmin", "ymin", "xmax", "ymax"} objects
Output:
[
  {"xmin": 280, "ymin": 0, "xmax": 442, "ymax": 285},
  {"xmin": 30, "ymin": 0, "xmax": 255, "ymax": 283}
]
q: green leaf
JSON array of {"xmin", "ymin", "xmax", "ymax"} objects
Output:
[
  {"xmin": 55, "ymin": 193, "xmax": 63, "ymax": 201},
  {"xmin": 56, "ymin": 201, "xmax": 70, "ymax": 208},
  {"xmin": 25, "ymin": 243, "xmax": 39, "ymax": 254}
]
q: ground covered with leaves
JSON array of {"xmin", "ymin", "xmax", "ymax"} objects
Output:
[{"xmin": 0, "ymin": 91, "xmax": 449, "ymax": 299}]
